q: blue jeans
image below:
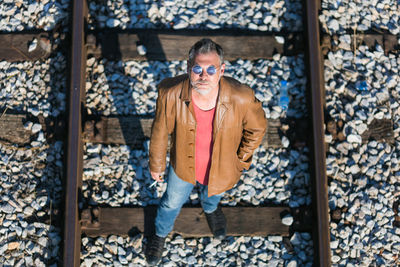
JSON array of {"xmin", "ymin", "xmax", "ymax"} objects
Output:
[{"xmin": 155, "ymin": 166, "xmax": 224, "ymax": 238}]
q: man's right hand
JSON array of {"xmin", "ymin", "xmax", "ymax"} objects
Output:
[{"xmin": 150, "ymin": 171, "xmax": 164, "ymax": 182}]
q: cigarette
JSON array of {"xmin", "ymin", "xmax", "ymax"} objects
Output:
[{"xmin": 149, "ymin": 180, "xmax": 158, "ymax": 188}]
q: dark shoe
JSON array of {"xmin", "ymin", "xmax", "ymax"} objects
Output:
[
  {"xmin": 205, "ymin": 206, "xmax": 226, "ymax": 240},
  {"xmin": 145, "ymin": 235, "xmax": 166, "ymax": 266}
]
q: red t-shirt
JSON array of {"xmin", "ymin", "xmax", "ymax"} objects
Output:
[{"xmin": 193, "ymin": 101, "xmax": 215, "ymax": 185}]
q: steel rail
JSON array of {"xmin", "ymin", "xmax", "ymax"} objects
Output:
[
  {"xmin": 304, "ymin": 0, "xmax": 331, "ymax": 266},
  {"xmin": 63, "ymin": 0, "xmax": 87, "ymax": 266}
]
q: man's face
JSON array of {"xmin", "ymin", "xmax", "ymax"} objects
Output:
[{"xmin": 189, "ymin": 52, "xmax": 225, "ymax": 96}]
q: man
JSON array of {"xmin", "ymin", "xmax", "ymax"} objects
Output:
[{"xmin": 146, "ymin": 38, "xmax": 267, "ymax": 265}]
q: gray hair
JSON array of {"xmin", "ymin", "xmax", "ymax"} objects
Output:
[{"xmin": 188, "ymin": 38, "xmax": 224, "ymax": 67}]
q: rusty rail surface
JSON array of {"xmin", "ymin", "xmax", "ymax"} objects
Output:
[
  {"xmin": 63, "ymin": 0, "xmax": 87, "ymax": 266},
  {"xmin": 304, "ymin": 0, "xmax": 331, "ymax": 266}
]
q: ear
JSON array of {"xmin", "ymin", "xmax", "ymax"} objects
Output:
[{"xmin": 220, "ymin": 63, "xmax": 225, "ymax": 75}]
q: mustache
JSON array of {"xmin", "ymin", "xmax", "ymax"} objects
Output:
[{"xmin": 192, "ymin": 80, "xmax": 210, "ymax": 86}]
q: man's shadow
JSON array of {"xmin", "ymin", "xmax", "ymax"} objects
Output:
[{"xmin": 87, "ymin": 30, "xmax": 172, "ymax": 237}]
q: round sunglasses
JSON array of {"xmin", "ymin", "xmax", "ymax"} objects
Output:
[{"xmin": 191, "ymin": 65, "xmax": 219, "ymax": 75}]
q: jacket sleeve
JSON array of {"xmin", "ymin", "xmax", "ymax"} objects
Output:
[
  {"xmin": 237, "ymin": 91, "xmax": 267, "ymax": 170},
  {"xmin": 149, "ymin": 86, "xmax": 175, "ymax": 173}
]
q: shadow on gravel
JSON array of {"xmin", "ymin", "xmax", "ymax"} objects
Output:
[
  {"xmin": 83, "ymin": 31, "xmax": 174, "ymax": 224},
  {"xmin": 43, "ymin": 44, "xmax": 67, "ymax": 266}
]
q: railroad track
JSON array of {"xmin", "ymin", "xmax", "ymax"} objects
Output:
[
  {"xmin": 70, "ymin": 0, "xmax": 329, "ymax": 266},
  {"xmin": 1, "ymin": 0, "xmax": 398, "ymax": 266}
]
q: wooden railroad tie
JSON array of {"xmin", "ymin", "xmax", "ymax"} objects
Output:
[
  {"xmin": 86, "ymin": 30, "xmax": 304, "ymax": 61},
  {"xmin": 0, "ymin": 112, "xmax": 295, "ymax": 148},
  {"xmin": 82, "ymin": 116, "xmax": 310, "ymax": 149},
  {"xmin": 0, "ymin": 112, "xmax": 65, "ymax": 145},
  {"xmin": 326, "ymin": 118, "xmax": 394, "ymax": 145},
  {"xmin": 80, "ymin": 206, "xmax": 292, "ymax": 238},
  {"xmin": 0, "ymin": 112, "xmax": 395, "ymax": 147},
  {"xmin": 321, "ymin": 33, "xmax": 400, "ymax": 56},
  {"xmin": 0, "ymin": 32, "xmax": 54, "ymax": 62}
]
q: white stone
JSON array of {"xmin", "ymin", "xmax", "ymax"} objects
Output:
[
  {"xmin": 269, "ymin": 235, "xmax": 283, "ymax": 242},
  {"xmin": 148, "ymin": 4, "xmax": 159, "ymax": 18},
  {"xmin": 137, "ymin": 45, "xmax": 147, "ymax": 56},
  {"xmin": 355, "ymin": 123, "xmax": 368, "ymax": 134},
  {"xmin": 281, "ymin": 136, "xmax": 290, "ymax": 148},
  {"xmin": 331, "ymin": 240, "xmax": 339, "ymax": 249},
  {"xmin": 282, "ymin": 214, "xmax": 293, "ymax": 226},
  {"xmin": 87, "ymin": 57, "xmax": 96, "ymax": 67},
  {"xmin": 349, "ymin": 165, "xmax": 360, "ymax": 174},
  {"xmin": 347, "ymin": 134, "xmax": 362, "ymax": 144},
  {"xmin": 327, "ymin": 19, "xmax": 339, "ymax": 32},
  {"xmin": 275, "ymin": 36, "xmax": 285, "ymax": 44},
  {"xmin": 374, "ymin": 112, "xmax": 384, "ymax": 119},
  {"xmin": 106, "ymin": 18, "xmax": 121, "ymax": 28},
  {"xmin": 173, "ymin": 20, "xmax": 189, "ymax": 30},
  {"xmin": 28, "ymin": 3, "xmax": 38, "ymax": 13},
  {"xmin": 28, "ymin": 38, "xmax": 38, "ymax": 52},
  {"xmin": 31, "ymin": 123, "xmax": 42, "ymax": 134}
]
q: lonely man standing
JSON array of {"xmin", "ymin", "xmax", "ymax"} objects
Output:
[{"xmin": 146, "ymin": 38, "xmax": 267, "ymax": 265}]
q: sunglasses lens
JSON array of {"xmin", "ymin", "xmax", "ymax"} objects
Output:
[
  {"xmin": 192, "ymin": 65, "xmax": 202, "ymax": 74},
  {"xmin": 207, "ymin": 66, "xmax": 217, "ymax": 75},
  {"xmin": 192, "ymin": 65, "xmax": 218, "ymax": 75}
]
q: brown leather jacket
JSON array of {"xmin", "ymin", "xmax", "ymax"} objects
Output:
[{"xmin": 149, "ymin": 74, "xmax": 267, "ymax": 196}]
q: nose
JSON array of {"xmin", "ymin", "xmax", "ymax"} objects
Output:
[{"xmin": 199, "ymin": 70, "xmax": 209, "ymax": 78}]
